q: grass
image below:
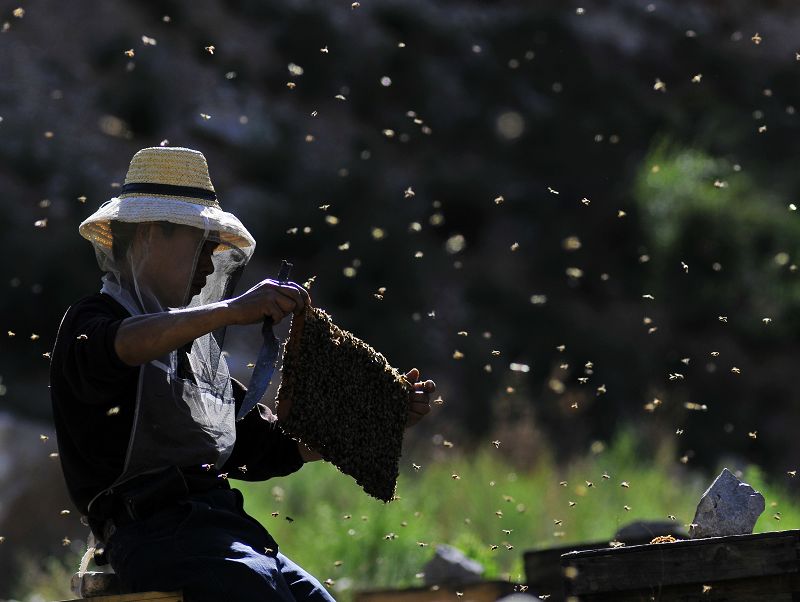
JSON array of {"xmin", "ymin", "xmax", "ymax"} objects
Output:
[{"xmin": 17, "ymin": 432, "xmax": 800, "ymax": 600}]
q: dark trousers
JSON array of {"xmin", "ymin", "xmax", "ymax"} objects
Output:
[{"xmin": 107, "ymin": 487, "xmax": 335, "ymax": 602}]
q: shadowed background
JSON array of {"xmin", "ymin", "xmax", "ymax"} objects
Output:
[{"xmin": 2, "ymin": 0, "xmax": 800, "ymax": 599}]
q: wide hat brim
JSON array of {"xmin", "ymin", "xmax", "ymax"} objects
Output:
[{"xmin": 79, "ymin": 195, "xmax": 256, "ymax": 256}]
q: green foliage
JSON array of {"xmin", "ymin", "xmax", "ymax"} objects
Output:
[
  {"xmin": 12, "ymin": 550, "xmax": 80, "ymax": 602},
  {"xmin": 633, "ymin": 141, "xmax": 800, "ymax": 332}
]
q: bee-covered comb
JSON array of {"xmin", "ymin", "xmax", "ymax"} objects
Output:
[{"xmin": 276, "ymin": 305, "xmax": 411, "ymax": 502}]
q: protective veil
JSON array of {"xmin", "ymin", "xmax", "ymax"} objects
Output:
[
  {"xmin": 94, "ymin": 218, "xmax": 250, "ymax": 501},
  {"xmin": 76, "ymin": 146, "xmax": 257, "ymax": 516}
]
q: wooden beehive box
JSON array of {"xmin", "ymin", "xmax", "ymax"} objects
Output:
[
  {"xmin": 561, "ymin": 529, "xmax": 800, "ymax": 601},
  {"xmin": 355, "ymin": 580, "xmax": 521, "ymax": 602},
  {"xmin": 524, "ymin": 521, "xmax": 688, "ymax": 600},
  {"xmin": 523, "ymin": 540, "xmax": 611, "ymax": 601}
]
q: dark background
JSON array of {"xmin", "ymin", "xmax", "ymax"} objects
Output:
[{"xmin": 2, "ymin": 0, "xmax": 800, "ymax": 596}]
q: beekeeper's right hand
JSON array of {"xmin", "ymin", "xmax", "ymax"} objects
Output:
[{"xmin": 228, "ymin": 279, "xmax": 310, "ymax": 326}]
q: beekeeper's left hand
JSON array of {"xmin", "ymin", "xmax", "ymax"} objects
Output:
[{"xmin": 404, "ymin": 368, "xmax": 435, "ymax": 427}]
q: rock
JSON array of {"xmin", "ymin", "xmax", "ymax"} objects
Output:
[
  {"xmin": 422, "ymin": 544, "xmax": 484, "ymax": 586},
  {"xmin": 689, "ymin": 468, "xmax": 765, "ymax": 539},
  {"xmin": 0, "ymin": 412, "xmax": 85, "ymax": 599},
  {"xmin": 497, "ymin": 594, "xmax": 543, "ymax": 602},
  {"xmin": 614, "ymin": 520, "xmax": 688, "ymax": 544}
]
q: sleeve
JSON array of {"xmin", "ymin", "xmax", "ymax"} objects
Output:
[
  {"xmin": 58, "ymin": 300, "xmax": 138, "ymax": 405},
  {"xmin": 223, "ymin": 378, "xmax": 305, "ymax": 481}
]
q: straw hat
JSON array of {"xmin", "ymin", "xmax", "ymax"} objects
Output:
[{"xmin": 79, "ymin": 146, "xmax": 256, "ymax": 255}]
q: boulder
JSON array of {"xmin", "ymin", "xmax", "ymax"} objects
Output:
[
  {"xmin": 689, "ymin": 468, "xmax": 765, "ymax": 539},
  {"xmin": 422, "ymin": 544, "xmax": 484, "ymax": 586}
]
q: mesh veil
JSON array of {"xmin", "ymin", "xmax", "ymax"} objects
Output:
[{"xmin": 89, "ymin": 215, "xmax": 252, "ymax": 502}]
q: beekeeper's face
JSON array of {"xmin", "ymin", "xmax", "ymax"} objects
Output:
[{"xmin": 132, "ymin": 223, "xmax": 214, "ymax": 308}]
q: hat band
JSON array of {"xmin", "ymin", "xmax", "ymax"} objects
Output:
[{"xmin": 119, "ymin": 182, "xmax": 217, "ymax": 202}]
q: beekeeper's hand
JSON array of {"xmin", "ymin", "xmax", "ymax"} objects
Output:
[
  {"xmin": 404, "ymin": 368, "xmax": 435, "ymax": 427},
  {"xmin": 116, "ymin": 280, "xmax": 310, "ymax": 366},
  {"xmin": 229, "ymin": 279, "xmax": 311, "ymax": 325}
]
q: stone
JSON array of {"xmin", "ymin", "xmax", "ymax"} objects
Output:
[
  {"xmin": 689, "ymin": 468, "xmax": 765, "ymax": 539},
  {"xmin": 614, "ymin": 520, "xmax": 688, "ymax": 544},
  {"xmin": 422, "ymin": 544, "xmax": 484, "ymax": 586},
  {"xmin": 497, "ymin": 594, "xmax": 543, "ymax": 602}
]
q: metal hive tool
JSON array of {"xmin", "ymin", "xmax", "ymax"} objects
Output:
[{"xmin": 276, "ymin": 305, "xmax": 411, "ymax": 502}]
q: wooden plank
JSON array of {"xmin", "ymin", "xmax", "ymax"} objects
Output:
[
  {"xmin": 569, "ymin": 571, "xmax": 800, "ymax": 601},
  {"xmin": 562, "ymin": 530, "xmax": 800, "ymax": 595},
  {"xmin": 59, "ymin": 592, "xmax": 182, "ymax": 602},
  {"xmin": 524, "ymin": 541, "xmax": 611, "ymax": 602},
  {"xmin": 355, "ymin": 581, "xmax": 520, "ymax": 602}
]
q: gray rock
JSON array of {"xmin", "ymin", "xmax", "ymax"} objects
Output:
[
  {"xmin": 497, "ymin": 594, "xmax": 543, "ymax": 602},
  {"xmin": 422, "ymin": 544, "xmax": 484, "ymax": 586},
  {"xmin": 689, "ymin": 468, "xmax": 765, "ymax": 539},
  {"xmin": 614, "ymin": 520, "xmax": 688, "ymax": 544}
]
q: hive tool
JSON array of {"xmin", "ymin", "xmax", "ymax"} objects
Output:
[{"xmin": 237, "ymin": 260, "xmax": 293, "ymax": 421}]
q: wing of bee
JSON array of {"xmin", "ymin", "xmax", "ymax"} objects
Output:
[{"xmin": 276, "ymin": 305, "xmax": 411, "ymax": 502}]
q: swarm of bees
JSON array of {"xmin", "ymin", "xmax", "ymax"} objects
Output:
[{"xmin": 277, "ymin": 305, "xmax": 410, "ymax": 502}]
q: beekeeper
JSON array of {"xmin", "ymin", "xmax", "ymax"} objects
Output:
[{"xmin": 49, "ymin": 146, "xmax": 433, "ymax": 601}]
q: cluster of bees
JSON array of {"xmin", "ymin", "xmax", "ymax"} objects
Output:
[{"xmin": 277, "ymin": 305, "xmax": 410, "ymax": 502}]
